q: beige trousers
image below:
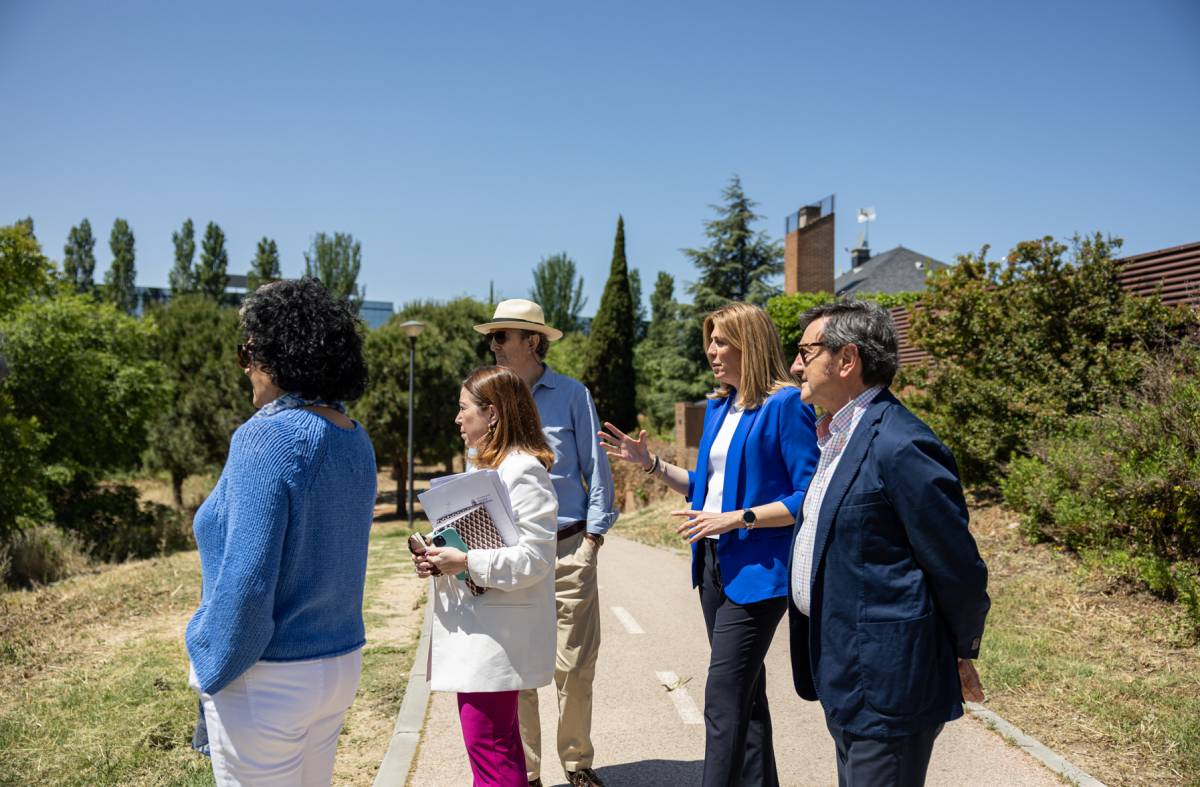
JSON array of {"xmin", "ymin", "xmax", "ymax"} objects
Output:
[{"xmin": 518, "ymin": 529, "xmax": 601, "ymax": 780}]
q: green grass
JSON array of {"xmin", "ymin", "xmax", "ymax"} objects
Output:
[
  {"xmin": 616, "ymin": 498, "xmax": 1200, "ymax": 787},
  {"xmin": 0, "ymin": 513, "xmax": 424, "ymax": 786}
]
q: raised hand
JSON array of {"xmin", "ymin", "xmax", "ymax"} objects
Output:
[{"xmin": 598, "ymin": 421, "xmax": 652, "ymax": 469}]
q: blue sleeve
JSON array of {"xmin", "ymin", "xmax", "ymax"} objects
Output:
[
  {"xmin": 775, "ymin": 393, "xmax": 820, "ymax": 517},
  {"xmin": 886, "ymin": 430, "xmax": 990, "ymax": 658},
  {"xmin": 575, "ymin": 386, "xmax": 617, "ymax": 534},
  {"xmin": 186, "ymin": 421, "xmax": 293, "ymax": 694}
]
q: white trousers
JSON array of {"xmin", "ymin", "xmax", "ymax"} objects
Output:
[{"xmin": 189, "ymin": 648, "xmax": 363, "ymax": 787}]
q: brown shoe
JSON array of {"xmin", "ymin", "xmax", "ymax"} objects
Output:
[{"xmin": 566, "ymin": 768, "xmax": 606, "ymax": 787}]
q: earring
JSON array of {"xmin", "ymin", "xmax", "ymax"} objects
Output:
[{"xmin": 487, "ymin": 422, "xmax": 497, "ymax": 435}]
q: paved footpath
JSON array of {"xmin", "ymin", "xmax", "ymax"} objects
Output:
[{"xmin": 407, "ymin": 534, "xmax": 1065, "ymax": 786}]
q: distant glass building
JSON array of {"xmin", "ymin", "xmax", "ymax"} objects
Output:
[{"xmin": 133, "ymin": 274, "xmax": 395, "ymax": 328}]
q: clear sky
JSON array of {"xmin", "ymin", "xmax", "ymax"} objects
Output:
[{"xmin": 3, "ymin": 0, "xmax": 1198, "ymax": 314}]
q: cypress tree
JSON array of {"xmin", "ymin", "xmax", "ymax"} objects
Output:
[
  {"xmin": 104, "ymin": 218, "xmax": 137, "ymax": 313},
  {"xmin": 195, "ymin": 221, "xmax": 230, "ymax": 300},
  {"xmin": 169, "ymin": 218, "xmax": 198, "ymax": 295},
  {"xmin": 582, "ymin": 216, "xmax": 638, "ymax": 432},
  {"xmin": 63, "ymin": 218, "xmax": 97, "ymax": 294}
]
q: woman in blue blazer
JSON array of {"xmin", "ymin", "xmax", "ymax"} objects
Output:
[{"xmin": 601, "ymin": 302, "xmax": 819, "ymax": 787}]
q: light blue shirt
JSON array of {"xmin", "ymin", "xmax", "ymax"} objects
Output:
[{"xmin": 530, "ymin": 365, "xmax": 617, "ymax": 535}]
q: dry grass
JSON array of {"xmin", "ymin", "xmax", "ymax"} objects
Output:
[
  {"xmin": 0, "ymin": 471, "xmax": 426, "ymax": 786},
  {"xmin": 616, "ymin": 497, "xmax": 1200, "ymax": 787}
]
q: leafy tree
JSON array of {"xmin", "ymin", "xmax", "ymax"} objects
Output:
[
  {"xmin": 353, "ymin": 298, "xmax": 493, "ymax": 515},
  {"xmin": 169, "ymin": 218, "xmax": 197, "ymax": 295},
  {"xmin": 530, "ymin": 252, "xmax": 587, "ymax": 333},
  {"xmin": 143, "ymin": 295, "xmax": 252, "ymax": 506},
  {"xmin": 1, "ymin": 294, "xmax": 163, "ymax": 492},
  {"xmin": 15, "ymin": 216, "xmax": 35, "ymax": 241},
  {"xmin": 684, "ymin": 175, "xmax": 783, "ymax": 311},
  {"xmin": 904, "ymin": 233, "xmax": 1197, "ymax": 487},
  {"xmin": 304, "ymin": 232, "xmax": 363, "ymax": 308},
  {"xmin": 0, "ymin": 388, "xmax": 50, "ymax": 541},
  {"xmin": 247, "ymin": 236, "xmax": 282, "ymax": 292},
  {"xmin": 104, "ymin": 218, "xmax": 137, "ymax": 314},
  {"xmin": 546, "ymin": 332, "xmax": 589, "ymax": 381},
  {"xmin": 582, "ymin": 216, "xmax": 638, "ymax": 431},
  {"xmin": 0, "ymin": 223, "xmax": 53, "ymax": 317},
  {"xmin": 63, "ymin": 218, "xmax": 97, "ymax": 294},
  {"xmin": 635, "ymin": 271, "xmax": 708, "ymax": 430},
  {"xmin": 195, "ymin": 221, "xmax": 230, "ymax": 300}
]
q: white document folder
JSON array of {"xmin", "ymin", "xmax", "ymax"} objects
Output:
[{"xmin": 418, "ymin": 469, "xmax": 519, "ymax": 546}]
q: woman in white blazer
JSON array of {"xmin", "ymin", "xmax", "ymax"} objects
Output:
[{"xmin": 414, "ymin": 365, "xmax": 558, "ymax": 787}]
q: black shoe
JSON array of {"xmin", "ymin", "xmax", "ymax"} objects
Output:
[
  {"xmin": 566, "ymin": 768, "xmax": 606, "ymax": 787},
  {"xmin": 528, "ymin": 780, "xmax": 543, "ymax": 787}
]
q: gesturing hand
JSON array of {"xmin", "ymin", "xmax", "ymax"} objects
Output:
[
  {"xmin": 672, "ymin": 509, "xmax": 743, "ymax": 543},
  {"xmin": 598, "ymin": 421, "xmax": 652, "ymax": 470}
]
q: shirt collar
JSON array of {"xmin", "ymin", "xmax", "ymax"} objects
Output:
[
  {"xmin": 531, "ymin": 364, "xmax": 559, "ymax": 391},
  {"xmin": 815, "ymin": 385, "xmax": 884, "ymax": 443}
]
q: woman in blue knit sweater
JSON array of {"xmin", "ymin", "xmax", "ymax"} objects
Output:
[{"xmin": 186, "ymin": 278, "xmax": 377, "ymax": 787}]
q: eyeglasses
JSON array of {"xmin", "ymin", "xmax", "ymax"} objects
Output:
[
  {"xmin": 489, "ymin": 330, "xmax": 521, "ymax": 345},
  {"xmin": 237, "ymin": 343, "xmax": 254, "ymax": 368},
  {"xmin": 795, "ymin": 342, "xmax": 828, "ymax": 366}
]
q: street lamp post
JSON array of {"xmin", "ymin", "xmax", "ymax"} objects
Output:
[{"xmin": 399, "ymin": 320, "xmax": 425, "ymax": 528}]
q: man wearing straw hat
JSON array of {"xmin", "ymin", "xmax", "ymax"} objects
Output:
[{"xmin": 474, "ymin": 299, "xmax": 616, "ymax": 787}]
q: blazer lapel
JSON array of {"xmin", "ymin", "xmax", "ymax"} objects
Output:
[
  {"xmin": 722, "ymin": 404, "xmax": 760, "ymax": 512},
  {"xmin": 808, "ymin": 393, "xmax": 893, "ymax": 591}
]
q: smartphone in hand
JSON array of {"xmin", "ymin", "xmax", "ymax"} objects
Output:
[
  {"xmin": 406, "ymin": 533, "xmax": 442, "ymax": 576},
  {"xmin": 432, "ymin": 527, "xmax": 470, "ymax": 580}
]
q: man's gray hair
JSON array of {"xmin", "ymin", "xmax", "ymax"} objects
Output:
[{"xmin": 797, "ymin": 300, "xmax": 899, "ymax": 387}]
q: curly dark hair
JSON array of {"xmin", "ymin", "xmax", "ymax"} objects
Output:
[{"xmin": 239, "ymin": 278, "xmax": 368, "ymax": 402}]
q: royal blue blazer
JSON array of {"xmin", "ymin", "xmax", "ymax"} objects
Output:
[
  {"xmin": 788, "ymin": 390, "xmax": 990, "ymax": 737},
  {"xmin": 686, "ymin": 386, "xmax": 819, "ymax": 605}
]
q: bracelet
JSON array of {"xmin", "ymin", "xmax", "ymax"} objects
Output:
[{"xmin": 644, "ymin": 453, "xmax": 660, "ymax": 475}]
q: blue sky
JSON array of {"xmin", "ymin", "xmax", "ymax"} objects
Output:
[{"xmin": 3, "ymin": 0, "xmax": 1198, "ymax": 314}]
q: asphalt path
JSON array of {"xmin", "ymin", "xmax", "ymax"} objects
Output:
[{"xmin": 408, "ymin": 533, "xmax": 1063, "ymax": 786}]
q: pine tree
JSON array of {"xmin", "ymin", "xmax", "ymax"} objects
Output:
[
  {"xmin": 247, "ymin": 236, "xmax": 282, "ymax": 292},
  {"xmin": 104, "ymin": 218, "xmax": 137, "ymax": 313},
  {"xmin": 684, "ymin": 175, "xmax": 783, "ymax": 311},
  {"xmin": 63, "ymin": 218, "xmax": 97, "ymax": 294},
  {"xmin": 304, "ymin": 232, "xmax": 363, "ymax": 309},
  {"xmin": 169, "ymin": 218, "xmax": 197, "ymax": 295},
  {"xmin": 629, "ymin": 268, "xmax": 646, "ymax": 342},
  {"xmin": 582, "ymin": 216, "xmax": 638, "ymax": 431},
  {"xmin": 529, "ymin": 252, "xmax": 586, "ymax": 333},
  {"xmin": 195, "ymin": 222, "xmax": 230, "ymax": 300}
]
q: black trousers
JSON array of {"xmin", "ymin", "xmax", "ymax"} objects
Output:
[
  {"xmin": 697, "ymin": 539, "xmax": 787, "ymax": 787},
  {"xmin": 826, "ymin": 717, "xmax": 944, "ymax": 787}
]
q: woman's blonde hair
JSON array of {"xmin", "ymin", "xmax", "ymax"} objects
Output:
[
  {"xmin": 703, "ymin": 302, "xmax": 797, "ymax": 409},
  {"xmin": 462, "ymin": 366, "xmax": 554, "ymax": 471}
]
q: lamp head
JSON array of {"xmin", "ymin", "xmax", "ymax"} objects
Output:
[{"xmin": 400, "ymin": 320, "xmax": 425, "ymax": 339}]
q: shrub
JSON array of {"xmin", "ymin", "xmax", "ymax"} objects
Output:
[
  {"xmin": 1001, "ymin": 339, "xmax": 1200, "ymax": 627},
  {"xmin": 55, "ymin": 483, "xmax": 192, "ymax": 563},
  {"xmin": 0, "ymin": 525, "xmax": 92, "ymax": 588},
  {"xmin": 906, "ymin": 234, "xmax": 1196, "ymax": 487}
]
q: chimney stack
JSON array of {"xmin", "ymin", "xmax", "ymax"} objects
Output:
[{"xmin": 784, "ymin": 195, "xmax": 835, "ymax": 294}]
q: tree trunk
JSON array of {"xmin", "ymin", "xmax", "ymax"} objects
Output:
[{"xmin": 172, "ymin": 472, "xmax": 186, "ymax": 509}]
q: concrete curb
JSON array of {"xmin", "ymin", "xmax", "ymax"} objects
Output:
[
  {"xmin": 373, "ymin": 598, "xmax": 432, "ymax": 787},
  {"xmin": 965, "ymin": 702, "xmax": 1106, "ymax": 787}
]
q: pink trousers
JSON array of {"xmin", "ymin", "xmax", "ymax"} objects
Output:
[{"xmin": 457, "ymin": 690, "xmax": 527, "ymax": 787}]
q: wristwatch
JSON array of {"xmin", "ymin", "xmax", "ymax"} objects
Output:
[{"xmin": 741, "ymin": 509, "xmax": 757, "ymax": 530}]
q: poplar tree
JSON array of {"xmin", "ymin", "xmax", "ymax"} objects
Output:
[
  {"xmin": 169, "ymin": 218, "xmax": 197, "ymax": 295},
  {"xmin": 63, "ymin": 218, "xmax": 97, "ymax": 294},
  {"xmin": 104, "ymin": 218, "xmax": 137, "ymax": 313},
  {"xmin": 304, "ymin": 231, "xmax": 363, "ymax": 309},
  {"xmin": 529, "ymin": 252, "xmax": 586, "ymax": 333},
  {"xmin": 247, "ymin": 237, "xmax": 282, "ymax": 292},
  {"xmin": 195, "ymin": 222, "xmax": 229, "ymax": 300},
  {"xmin": 582, "ymin": 216, "xmax": 638, "ymax": 432}
]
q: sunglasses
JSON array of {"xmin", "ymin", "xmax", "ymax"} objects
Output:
[
  {"xmin": 488, "ymin": 330, "xmax": 525, "ymax": 346},
  {"xmin": 237, "ymin": 343, "xmax": 254, "ymax": 368}
]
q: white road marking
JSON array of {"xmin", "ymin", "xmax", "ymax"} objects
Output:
[
  {"xmin": 656, "ymin": 670, "xmax": 704, "ymax": 725},
  {"xmin": 610, "ymin": 606, "xmax": 644, "ymax": 634}
]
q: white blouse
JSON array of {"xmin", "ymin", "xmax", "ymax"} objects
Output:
[{"xmin": 702, "ymin": 402, "xmax": 745, "ymax": 538}]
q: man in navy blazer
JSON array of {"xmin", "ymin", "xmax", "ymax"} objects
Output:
[{"xmin": 786, "ymin": 300, "xmax": 989, "ymax": 787}]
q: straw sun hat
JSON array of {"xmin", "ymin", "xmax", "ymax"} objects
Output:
[{"xmin": 472, "ymin": 299, "xmax": 564, "ymax": 341}]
